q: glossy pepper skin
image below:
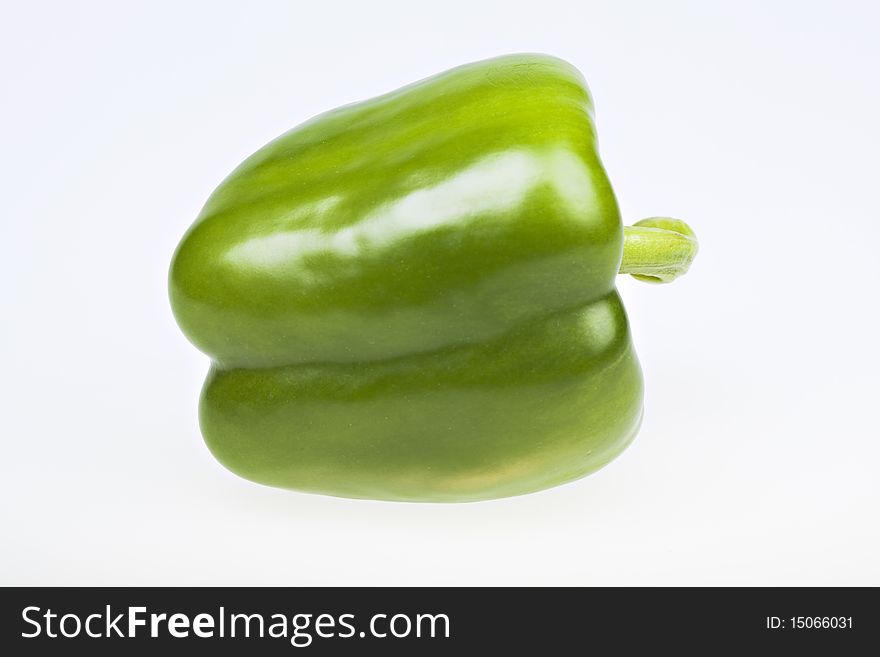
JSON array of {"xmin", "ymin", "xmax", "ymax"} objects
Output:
[{"xmin": 169, "ymin": 54, "xmax": 695, "ymax": 502}]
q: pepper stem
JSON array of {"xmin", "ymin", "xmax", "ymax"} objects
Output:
[{"xmin": 619, "ymin": 217, "xmax": 698, "ymax": 283}]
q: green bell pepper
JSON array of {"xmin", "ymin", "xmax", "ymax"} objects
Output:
[{"xmin": 169, "ymin": 54, "xmax": 698, "ymax": 502}]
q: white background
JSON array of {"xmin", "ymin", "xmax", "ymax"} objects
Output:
[{"xmin": 2, "ymin": 0, "xmax": 878, "ymax": 585}]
